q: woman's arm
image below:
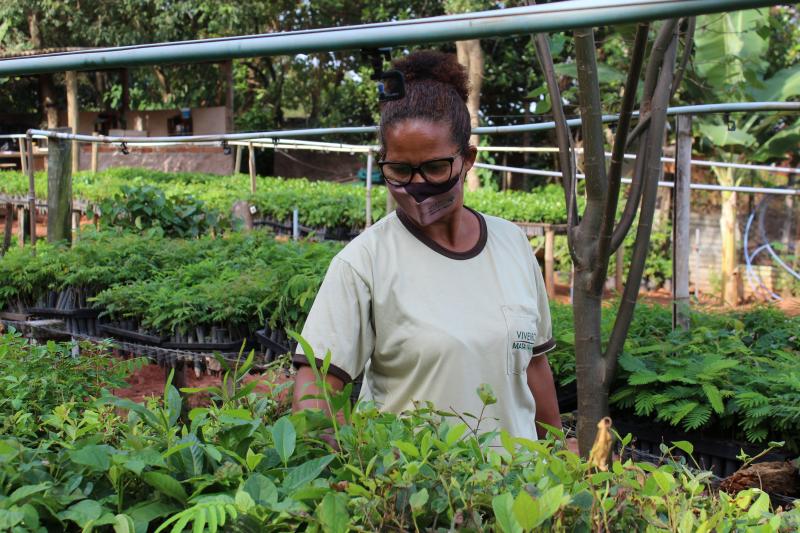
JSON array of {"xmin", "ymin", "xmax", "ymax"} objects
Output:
[
  {"xmin": 292, "ymin": 365, "xmax": 345, "ymax": 414},
  {"xmin": 526, "ymin": 354, "xmax": 562, "ymax": 439}
]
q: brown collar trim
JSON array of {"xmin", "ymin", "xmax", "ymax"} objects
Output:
[{"xmin": 396, "ymin": 206, "xmax": 487, "ymax": 260}]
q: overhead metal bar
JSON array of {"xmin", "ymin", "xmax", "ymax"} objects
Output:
[
  {"xmin": 23, "ymin": 102, "xmax": 800, "ymax": 145},
  {"xmin": 0, "ymin": 0, "xmax": 780, "ymax": 77},
  {"xmin": 474, "ymin": 162, "xmax": 800, "ymax": 196}
]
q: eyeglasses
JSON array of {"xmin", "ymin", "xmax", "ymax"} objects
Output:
[{"xmin": 378, "ymin": 153, "xmax": 461, "ymax": 186}]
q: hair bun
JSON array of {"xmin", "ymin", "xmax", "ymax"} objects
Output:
[{"xmin": 392, "ymin": 50, "xmax": 469, "ymax": 103}]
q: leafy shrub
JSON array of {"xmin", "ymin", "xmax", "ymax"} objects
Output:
[
  {"xmin": 96, "ymin": 184, "xmax": 222, "ymax": 238},
  {"xmin": 0, "ymin": 327, "xmax": 143, "ymax": 435},
  {"xmin": 0, "ymin": 336, "xmax": 797, "ymax": 532},
  {"xmin": 550, "ymin": 301, "xmax": 800, "ymax": 450}
]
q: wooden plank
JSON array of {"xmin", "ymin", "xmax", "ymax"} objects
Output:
[
  {"xmin": 47, "ymin": 128, "xmax": 73, "ymax": 244},
  {"xmin": 248, "ymin": 142, "xmax": 256, "ymax": 193}
]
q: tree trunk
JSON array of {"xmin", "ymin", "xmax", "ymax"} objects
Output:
[
  {"xmin": 716, "ymin": 167, "xmax": 739, "ymax": 306},
  {"xmin": 39, "ymin": 75, "xmax": 59, "ymax": 128},
  {"xmin": 154, "ymin": 67, "xmax": 172, "ymax": 105},
  {"xmin": 456, "ymin": 39, "xmax": 484, "ymax": 191}
]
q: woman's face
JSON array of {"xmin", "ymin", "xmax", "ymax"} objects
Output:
[{"xmin": 382, "ymin": 119, "xmax": 476, "ymax": 184}]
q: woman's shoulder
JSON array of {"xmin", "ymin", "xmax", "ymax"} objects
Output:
[
  {"xmin": 335, "ymin": 211, "xmax": 402, "ymax": 268},
  {"xmin": 478, "ymin": 212, "xmax": 528, "ymax": 241}
]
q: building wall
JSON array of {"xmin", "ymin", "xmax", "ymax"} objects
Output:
[{"xmin": 78, "ymin": 145, "xmax": 234, "ymax": 175}]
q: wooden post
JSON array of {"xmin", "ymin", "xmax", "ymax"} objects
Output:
[
  {"xmin": 365, "ymin": 151, "xmax": 374, "ymax": 228},
  {"xmin": 234, "ymin": 145, "xmax": 242, "ymax": 175},
  {"xmin": 17, "ymin": 207, "xmax": 25, "ymax": 247},
  {"xmin": 672, "ymin": 115, "xmax": 692, "ymax": 331},
  {"xmin": 47, "ymin": 128, "xmax": 73, "ymax": 244},
  {"xmin": 26, "ymin": 137, "xmax": 37, "ymax": 247},
  {"xmin": 91, "ymin": 132, "xmax": 99, "ymax": 173},
  {"xmin": 2, "ymin": 203, "xmax": 12, "ymax": 255},
  {"xmin": 544, "ymin": 226, "xmax": 555, "ymax": 299},
  {"xmin": 248, "ymin": 142, "xmax": 256, "ymax": 193},
  {"xmin": 18, "ymin": 137, "xmax": 27, "ymax": 175},
  {"xmin": 66, "ymin": 71, "xmax": 79, "ymax": 173},
  {"xmin": 615, "ymin": 244, "xmax": 624, "ymax": 293}
]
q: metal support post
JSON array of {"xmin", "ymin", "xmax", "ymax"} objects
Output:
[
  {"xmin": 26, "ymin": 135, "xmax": 37, "ymax": 247},
  {"xmin": 2, "ymin": 203, "xmax": 12, "ymax": 255},
  {"xmin": 18, "ymin": 137, "xmax": 27, "ymax": 175},
  {"xmin": 365, "ymin": 151, "xmax": 374, "ymax": 228},
  {"xmin": 672, "ymin": 115, "xmax": 692, "ymax": 330},
  {"xmin": 17, "ymin": 207, "xmax": 25, "ymax": 248},
  {"xmin": 544, "ymin": 227, "xmax": 555, "ymax": 299}
]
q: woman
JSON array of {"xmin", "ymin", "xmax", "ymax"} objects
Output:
[{"xmin": 292, "ymin": 50, "xmax": 561, "ymax": 440}]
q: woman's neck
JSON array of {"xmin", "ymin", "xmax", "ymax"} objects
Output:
[{"xmin": 414, "ymin": 206, "xmax": 480, "ymax": 253}]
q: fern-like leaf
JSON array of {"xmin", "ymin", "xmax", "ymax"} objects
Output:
[
  {"xmin": 701, "ymin": 384, "xmax": 725, "ymax": 414},
  {"xmin": 683, "ymin": 404, "xmax": 712, "ymax": 431},
  {"xmin": 154, "ymin": 495, "xmax": 237, "ymax": 533}
]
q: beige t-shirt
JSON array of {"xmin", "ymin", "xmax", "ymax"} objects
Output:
[{"xmin": 294, "ymin": 208, "xmax": 554, "ymax": 440}]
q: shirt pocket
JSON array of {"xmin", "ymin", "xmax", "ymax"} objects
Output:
[{"xmin": 501, "ymin": 305, "xmax": 540, "ymax": 375}]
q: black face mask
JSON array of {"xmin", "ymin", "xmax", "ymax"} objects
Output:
[{"xmin": 401, "ymin": 173, "xmax": 461, "ymax": 202}]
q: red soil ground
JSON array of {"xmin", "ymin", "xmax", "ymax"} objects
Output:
[{"xmin": 112, "ymin": 362, "xmax": 293, "ymax": 410}]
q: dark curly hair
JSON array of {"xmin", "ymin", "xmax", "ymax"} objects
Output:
[{"xmin": 379, "ymin": 50, "xmax": 471, "ymax": 155}]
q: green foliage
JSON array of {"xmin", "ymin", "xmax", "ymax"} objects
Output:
[
  {"xmin": 0, "ymin": 328, "xmax": 143, "ymax": 435},
  {"xmin": 0, "ymin": 229, "xmax": 340, "ymax": 336},
  {"xmin": 97, "ymin": 184, "xmax": 222, "ymax": 238},
  {"xmin": 1, "ymin": 333, "xmax": 798, "ymax": 532},
  {"xmin": 549, "ymin": 301, "xmax": 800, "ymax": 451}
]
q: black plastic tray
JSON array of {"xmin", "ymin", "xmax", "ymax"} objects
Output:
[
  {"xmin": 255, "ymin": 328, "xmax": 291, "ymax": 355},
  {"xmin": 162, "ymin": 338, "xmax": 248, "ymax": 352},
  {"xmin": 613, "ymin": 416, "xmax": 794, "ymax": 478},
  {"xmin": 29, "ymin": 307, "xmax": 99, "ymax": 319},
  {"xmin": 98, "ymin": 323, "xmax": 169, "ymax": 345}
]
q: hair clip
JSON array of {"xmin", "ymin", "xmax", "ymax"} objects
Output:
[{"xmin": 362, "ymin": 48, "xmax": 405, "ymax": 102}]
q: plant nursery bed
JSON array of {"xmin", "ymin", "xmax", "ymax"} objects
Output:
[{"xmin": 614, "ymin": 415, "xmax": 795, "ymax": 478}]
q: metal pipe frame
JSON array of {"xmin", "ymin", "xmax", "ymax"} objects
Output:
[
  {"xmin": 473, "ymin": 162, "xmax": 800, "ymax": 196},
  {"xmin": 22, "ymin": 102, "xmax": 800, "ymax": 145},
  {"xmin": 0, "ymin": 0, "xmax": 780, "ymax": 77}
]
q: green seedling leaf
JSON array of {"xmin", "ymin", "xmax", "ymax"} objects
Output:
[
  {"xmin": 69, "ymin": 444, "xmax": 113, "ymax": 472},
  {"xmin": 391, "ymin": 440, "xmax": 420, "ymax": 459},
  {"xmin": 446, "ymin": 423, "xmax": 468, "ymax": 446},
  {"xmin": 282, "ymin": 455, "xmax": 335, "ymax": 494},
  {"xmin": 492, "ymin": 492, "xmax": 522, "ymax": 533},
  {"xmin": 60, "ymin": 500, "xmax": 104, "ymax": 529},
  {"xmin": 271, "ymin": 416, "xmax": 296, "ymax": 465},
  {"xmin": 243, "ymin": 474, "xmax": 278, "ymax": 507},
  {"xmin": 142, "ymin": 472, "xmax": 188, "ymax": 503},
  {"xmin": 316, "ymin": 492, "xmax": 350, "ymax": 533},
  {"xmin": 512, "ymin": 490, "xmax": 538, "ymax": 531},
  {"xmin": 409, "ymin": 488, "xmax": 429, "ymax": 513},
  {"xmin": 477, "ymin": 383, "xmax": 497, "ymax": 406},
  {"xmin": 672, "ymin": 441, "xmax": 694, "ymax": 456}
]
